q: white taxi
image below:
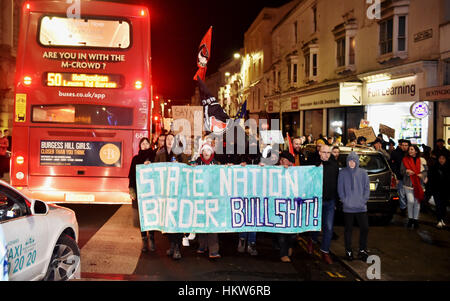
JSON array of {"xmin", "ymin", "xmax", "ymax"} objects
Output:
[{"xmin": 0, "ymin": 180, "xmax": 80, "ymax": 281}]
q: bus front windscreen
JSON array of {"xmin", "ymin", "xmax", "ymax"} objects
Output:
[{"xmin": 39, "ymin": 16, "xmax": 131, "ymax": 49}]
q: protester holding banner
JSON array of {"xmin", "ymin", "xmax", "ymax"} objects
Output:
[
  {"xmin": 306, "ymin": 144, "xmax": 339, "ymax": 265},
  {"xmin": 194, "ymin": 143, "xmax": 222, "ymax": 259},
  {"xmin": 154, "ymin": 134, "xmax": 166, "ymax": 156},
  {"xmin": 154, "ymin": 133, "xmax": 189, "ymax": 260},
  {"xmin": 128, "ymin": 137, "xmax": 155, "ymax": 252},
  {"xmin": 337, "ymin": 152, "xmax": 370, "ymax": 262},
  {"xmin": 401, "ymin": 145, "xmax": 427, "ymax": 229},
  {"xmin": 277, "ymin": 151, "xmax": 297, "ymax": 263}
]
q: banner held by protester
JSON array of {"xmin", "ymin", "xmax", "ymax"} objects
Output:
[{"xmin": 136, "ymin": 163, "xmax": 323, "ymax": 234}]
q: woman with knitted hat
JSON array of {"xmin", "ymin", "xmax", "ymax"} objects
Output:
[{"xmin": 194, "ymin": 143, "xmax": 221, "ymax": 259}]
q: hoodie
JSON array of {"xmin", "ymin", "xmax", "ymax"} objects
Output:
[{"xmin": 338, "ymin": 152, "xmax": 370, "ymax": 213}]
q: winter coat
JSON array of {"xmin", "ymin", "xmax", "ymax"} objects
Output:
[
  {"xmin": 428, "ymin": 161, "xmax": 450, "ymax": 200},
  {"xmin": 400, "ymin": 156, "xmax": 427, "ymax": 189},
  {"xmin": 338, "ymin": 152, "xmax": 370, "ymax": 213},
  {"xmin": 128, "ymin": 148, "xmax": 154, "ymax": 208},
  {"xmin": 128, "ymin": 148, "xmax": 155, "ymax": 190},
  {"xmin": 390, "ymin": 147, "xmax": 406, "ymax": 180}
]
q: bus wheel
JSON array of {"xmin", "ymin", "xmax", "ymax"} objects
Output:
[{"xmin": 44, "ymin": 235, "xmax": 80, "ymax": 281}]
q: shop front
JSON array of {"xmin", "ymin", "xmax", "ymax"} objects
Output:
[
  {"xmin": 420, "ymin": 85, "xmax": 450, "ymax": 148},
  {"xmin": 360, "ymin": 61, "xmax": 439, "ymax": 146}
]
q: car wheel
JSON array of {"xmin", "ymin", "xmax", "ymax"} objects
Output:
[{"xmin": 44, "ymin": 235, "xmax": 80, "ymax": 281}]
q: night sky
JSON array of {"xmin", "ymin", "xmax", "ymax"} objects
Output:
[{"xmin": 102, "ymin": 0, "xmax": 293, "ymax": 101}]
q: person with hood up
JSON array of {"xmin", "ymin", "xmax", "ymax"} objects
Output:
[
  {"xmin": 338, "ymin": 151, "xmax": 370, "ymax": 262},
  {"xmin": 128, "ymin": 137, "xmax": 155, "ymax": 252}
]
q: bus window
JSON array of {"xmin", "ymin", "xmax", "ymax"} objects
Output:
[
  {"xmin": 32, "ymin": 105, "xmax": 133, "ymax": 126},
  {"xmin": 39, "ymin": 16, "xmax": 131, "ymax": 49}
]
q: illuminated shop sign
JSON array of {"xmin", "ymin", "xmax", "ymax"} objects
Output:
[
  {"xmin": 44, "ymin": 72, "xmax": 122, "ymax": 89},
  {"xmin": 410, "ymin": 101, "xmax": 429, "ymax": 119}
]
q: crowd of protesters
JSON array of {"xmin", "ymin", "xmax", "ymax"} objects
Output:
[{"xmin": 128, "ymin": 127, "xmax": 449, "ymax": 264}]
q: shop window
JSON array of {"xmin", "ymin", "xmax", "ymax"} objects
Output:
[
  {"xmin": 328, "ymin": 106, "xmax": 364, "ymax": 145},
  {"xmin": 304, "ymin": 109, "xmax": 323, "ymax": 139},
  {"xmin": 283, "ymin": 112, "xmax": 300, "ymax": 138}
]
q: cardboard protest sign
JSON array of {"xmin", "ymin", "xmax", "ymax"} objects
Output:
[
  {"xmin": 172, "ymin": 106, "xmax": 203, "ymax": 135},
  {"xmin": 379, "ymin": 124, "xmax": 395, "ymax": 138},
  {"xmin": 354, "ymin": 127, "xmax": 377, "ymax": 143},
  {"xmin": 136, "ymin": 163, "xmax": 323, "ymax": 234}
]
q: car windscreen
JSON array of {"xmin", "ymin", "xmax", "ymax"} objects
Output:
[{"xmin": 337, "ymin": 153, "xmax": 389, "ymax": 174}]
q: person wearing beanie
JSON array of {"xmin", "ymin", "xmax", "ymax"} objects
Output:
[
  {"xmin": 195, "ymin": 143, "xmax": 221, "ymax": 259},
  {"xmin": 338, "ymin": 151, "xmax": 370, "ymax": 262}
]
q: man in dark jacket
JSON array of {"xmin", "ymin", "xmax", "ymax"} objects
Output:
[
  {"xmin": 389, "ymin": 139, "xmax": 410, "ymax": 215},
  {"xmin": 307, "ymin": 144, "xmax": 340, "ymax": 264}
]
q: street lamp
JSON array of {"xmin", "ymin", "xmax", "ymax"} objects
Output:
[{"xmin": 234, "ymin": 53, "xmax": 241, "ymax": 59}]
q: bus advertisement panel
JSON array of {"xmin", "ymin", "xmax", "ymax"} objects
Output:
[{"xmin": 12, "ymin": 1, "xmax": 151, "ymax": 204}]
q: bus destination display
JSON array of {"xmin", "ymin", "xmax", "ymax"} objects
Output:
[{"xmin": 45, "ymin": 72, "xmax": 122, "ymax": 89}]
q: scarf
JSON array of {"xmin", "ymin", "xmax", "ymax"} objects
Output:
[
  {"xmin": 136, "ymin": 148, "xmax": 153, "ymax": 164},
  {"xmin": 402, "ymin": 156, "xmax": 424, "ymax": 203},
  {"xmin": 200, "ymin": 152, "xmax": 215, "ymax": 165}
]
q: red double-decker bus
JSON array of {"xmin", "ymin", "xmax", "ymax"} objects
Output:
[{"xmin": 11, "ymin": 1, "xmax": 151, "ymax": 204}]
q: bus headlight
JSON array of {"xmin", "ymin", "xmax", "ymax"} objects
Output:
[
  {"xmin": 135, "ymin": 81, "xmax": 143, "ymax": 89},
  {"xmin": 16, "ymin": 172, "xmax": 25, "ymax": 180},
  {"xmin": 23, "ymin": 76, "xmax": 32, "ymax": 86},
  {"xmin": 16, "ymin": 156, "xmax": 25, "ymax": 164}
]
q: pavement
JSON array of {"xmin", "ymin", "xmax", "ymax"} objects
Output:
[{"xmin": 328, "ymin": 209, "xmax": 450, "ymax": 281}]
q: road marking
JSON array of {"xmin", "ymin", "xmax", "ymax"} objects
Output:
[{"xmin": 326, "ymin": 271, "xmax": 346, "ymax": 279}]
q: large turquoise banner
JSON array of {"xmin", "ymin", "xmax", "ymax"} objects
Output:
[{"xmin": 136, "ymin": 163, "xmax": 323, "ymax": 234}]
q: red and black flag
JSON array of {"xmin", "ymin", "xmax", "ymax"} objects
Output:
[{"xmin": 193, "ymin": 26, "xmax": 212, "ymax": 82}]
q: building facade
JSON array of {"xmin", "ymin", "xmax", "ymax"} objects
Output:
[{"xmin": 206, "ymin": 0, "xmax": 450, "ymax": 147}]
